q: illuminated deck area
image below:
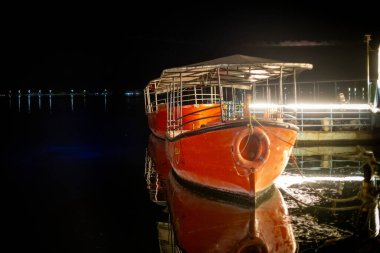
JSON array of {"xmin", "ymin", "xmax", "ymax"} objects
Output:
[{"xmin": 250, "ymin": 102, "xmax": 380, "ymax": 145}]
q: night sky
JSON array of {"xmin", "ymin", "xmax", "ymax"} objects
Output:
[{"xmin": 2, "ymin": 3, "xmax": 379, "ymax": 92}]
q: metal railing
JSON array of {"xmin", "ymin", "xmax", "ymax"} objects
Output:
[
  {"xmin": 282, "ymin": 107, "xmax": 372, "ymax": 132},
  {"xmin": 251, "ymin": 79, "xmax": 374, "ymax": 132},
  {"xmin": 145, "ymin": 79, "xmax": 376, "ymax": 133}
]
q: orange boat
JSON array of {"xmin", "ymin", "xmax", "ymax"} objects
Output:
[
  {"xmin": 144, "ymin": 54, "xmax": 313, "ymax": 200},
  {"xmin": 166, "ymin": 171, "xmax": 297, "ymax": 253}
]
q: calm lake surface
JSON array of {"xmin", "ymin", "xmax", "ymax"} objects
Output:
[{"xmin": 1, "ymin": 94, "xmax": 379, "ymax": 252}]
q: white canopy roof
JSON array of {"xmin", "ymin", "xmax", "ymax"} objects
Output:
[{"xmin": 150, "ymin": 54, "xmax": 313, "ymax": 92}]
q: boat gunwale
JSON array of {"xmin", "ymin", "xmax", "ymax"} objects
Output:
[
  {"xmin": 165, "ymin": 120, "xmax": 299, "ymax": 142},
  {"xmin": 169, "ymin": 169, "xmax": 276, "ymax": 208}
]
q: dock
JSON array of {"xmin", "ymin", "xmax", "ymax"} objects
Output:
[{"xmin": 250, "ymin": 79, "xmax": 380, "ymax": 145}]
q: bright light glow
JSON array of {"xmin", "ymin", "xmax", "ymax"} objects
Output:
[
  {"xmin": 285, "ymin": 103, "xmax": 371, "ymax": 110},
  {"xmin": 275, "ymin": 174, "xmax": 363, "ymax": 189},
  {"xmin": 249, "ymin": 103, "xmax": 371, "ymax": 110},
  {"xmin": 263, "ymin": 65, "xmax": 281, "ymax": 69},
  {"xmin": 249, "ymin": 103, "xmax": 279, "ymax": 109},
  {"xmin": 274, "ymin": 175, "xmax": 305, "ymax": 188},
  {"xmin": 378, "ymin": 45, "xmax": 380, "ymax": 88},
  {"xmin": 251, "ymin": 74, "xmax": 270, "ymax": 79},
  {"xmin": 249, "ymin": 69, "xmax": 268, "ymax": 74}
]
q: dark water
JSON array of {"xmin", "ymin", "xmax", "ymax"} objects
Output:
[
  {"xmin": 1, "ymin": 94, "xmax": 159, "ymax": 252},
  {"xmin": 2, "ymin": 94, "xmax": 380, "ymax": 252}
]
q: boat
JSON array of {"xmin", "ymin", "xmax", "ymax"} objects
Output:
[
  {"xmin": 144, "ymin": 54, "xmax": 313, "ymax": 201},
  {"xmin": 166, "ymin": 171, "xmax": 297, "ymax": 253}
]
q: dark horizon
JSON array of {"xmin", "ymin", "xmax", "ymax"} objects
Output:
[{"xmin": 2, "ymin": 4, "xmax": 379, "ymax": 91}]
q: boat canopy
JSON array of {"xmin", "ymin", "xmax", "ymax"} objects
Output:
[{"xmin": 157, "ymin": 54, "xmax": 313, "ymax": 89}]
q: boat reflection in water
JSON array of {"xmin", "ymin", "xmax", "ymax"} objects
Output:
[
  {"xmin": 145, "ymin": 134, "xmax": 171, "ymax": 206},
  {"xmin": 167, "ymin": 172, "xmax": 296, "ymax": 253},
  {"xmin": 145, "ymin": 133, "xmax": 296, "ymax": 252}
]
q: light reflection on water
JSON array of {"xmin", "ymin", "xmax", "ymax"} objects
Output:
[
  {"xmin": 3, "ymin": 94, "xmax": 109, "ymax": 113},
  {"xmin": 146, "ymin": 135, "xmax": 380, "ymax": 252},
  {"xmin": 2, "ymin": 95, "xmax": 151, "ymax": 252},
  {"xmin": 278, "ymin": 145, "xmax": 380, "ymax": 252}
]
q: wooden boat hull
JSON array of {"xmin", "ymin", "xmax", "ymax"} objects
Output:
[
  {"xmin": 167, "ymin": 171, "xmax": 296, "ymax": 253},
  {"xmin": 166, "ymin": 120, "xmax": 298, "ymax": 197}
]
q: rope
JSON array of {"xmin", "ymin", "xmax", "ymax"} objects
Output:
[
  {"xmin": 240, "ymin": 112, "xmax": 255, "ymax": 154},
  {"xmin": 232, "ymin": 120, "xmax": 255, "ymax": 177},
  {"xmin": 250, "ymin": 116, "xmax": 294, "ymax": 146},
  {"xmin": 232, "ymin": 162, "xmax": 253, "ymax": 177},
  {"xmin": 239, "ymin": 125, "xmax": 253, "ymax": 156}
]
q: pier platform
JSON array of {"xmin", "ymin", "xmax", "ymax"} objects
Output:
[{"xmin": 297, "ymin": 130, "xmax": 380, "ymax": 146}]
